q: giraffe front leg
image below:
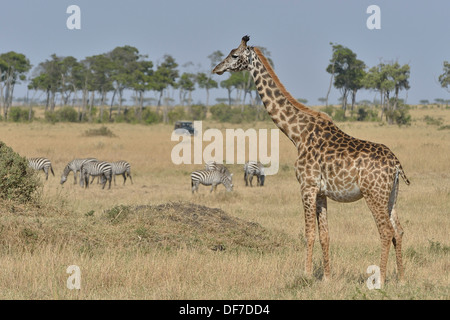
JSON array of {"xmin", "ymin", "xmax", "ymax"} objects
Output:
[
  {"xmin": 302, "ymin": 189, "xmax": 318, "ymax": 278},
  {"xmin": 316, "ymin": 194, "xmax": 331, "ymax": 281}
]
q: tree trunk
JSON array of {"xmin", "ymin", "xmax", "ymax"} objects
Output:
[{"xmin": 351, "ymin": 90, "xmax": 357, "ymax": 116}]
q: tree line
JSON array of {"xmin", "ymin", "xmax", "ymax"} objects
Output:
[
  {"xmin": 0, "ymin": 46, "xmax": 272, "ymax": 123},
  {"xmin": 0, "ymin": 45, "xmax": 448, "ymax": 124},
  {"xmin": 325, "ymin": 43, "xmax": 448, "ymax": 124}
]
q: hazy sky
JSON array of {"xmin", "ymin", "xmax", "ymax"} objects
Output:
[{"xmin": 1, "ymin": 0, "xmax": 449, "ymax": 105}]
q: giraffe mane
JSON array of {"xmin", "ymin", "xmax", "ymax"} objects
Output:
[{"xmin": 253, "ymin": 47, "xmax": 333, "ymax": 122}]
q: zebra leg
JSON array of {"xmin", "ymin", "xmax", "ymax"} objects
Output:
[
  {"xmin": 192, "ymin": 180, "xmax": 199, "ymax": 193},
  {"xmin": 128, "ymin": 171, "xmax": 133, "ymax": 184},
  {"xmin": 74, "ymin": 170, "xmax": 78, "ymax": 184},
  {"xmin": 244, "ymin": 172, "xmax": 249, "ymax": 186},
  {"xmin": 44, "ymin": 167, "xmax": 49, "ymax": 180},
  {"xmin": 249, "ymin": 174, "xmax": 254, "ymax": 187},
  {"xmin": 122, "ymin": 173, "xmax": 126, "ymax": 185}
]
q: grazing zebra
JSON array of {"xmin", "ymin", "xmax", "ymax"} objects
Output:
[
  {"xmin": 205, "ymin": 161, "xmax": 231, "ymax": 177},
  {"xmin": 60, "ymin": 158, "xmax": 97, "ymax": 185},
  {"xmin": 110, "ymin": 161, "xmax": 133, "ymax": 186},
  {"xmin": 80, "ymin": 161, "xmax": 112, "ymax": 190},
  {"xmin": 191, "ymin": 169, "xmax": 233, "ymax": 193},
  {"xmin": 244, "ymin": 161, "xmax": 265, "ymax": 187},
  {"xmin": 28, "ymin": 157, "xmax": 54, "ymax": 180}
]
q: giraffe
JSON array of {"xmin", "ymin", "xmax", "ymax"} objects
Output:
[{"xmin": 213, "ymin": 36, "xmax": 410, "ymax": 285}]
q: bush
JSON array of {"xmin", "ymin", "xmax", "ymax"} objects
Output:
[
  {"xmin": 9, "ymin": 107, "xmax": 33, "ymax": 122},
  {"xmin": 356, "ymin": 106, "xmax": 378, "ymax": 122},
  {"xmin": 57, "ymin": 106, "xmax": 78, "ymax": 122},
  {"xmin": 168, "ymin": 106, "xmax": 187, "ymax": 124},
  {"xmin": 387, "ymin": 104, "xmax": 411, "ymax": 126},
  {"xmin": 83, "ymin": 126, "xmax": 117, "ymax": 137},
  {"xmin": 115, "ymin": 108, "xmax": 138, "ymax": 124},
  {"xmin": 141, "ymin": 108, "xmax": 162, "ymax": 124},
  {"xmin": 190, "ymin": 104, "xmax": 207, "ymax": 120},
  {"xmin": 209, "ymin": 104, "xmax": 266, "ymax": 123},
  {"xmin": 45, "ymin": 106, "xmax": 78, "ymax": 123},
  {"xmin": 0, "ymin": 141, "xmax": 42, "ymax": 203}
]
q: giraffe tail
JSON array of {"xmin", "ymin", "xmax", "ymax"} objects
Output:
[{"xmin": 397, "ymin": 164, "xmax": 410, "ymax": 186}]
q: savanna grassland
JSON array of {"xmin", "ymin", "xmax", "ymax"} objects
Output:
[{"xmin": 0, "ymin": 106, "xmax": 448, "ymax": 300}]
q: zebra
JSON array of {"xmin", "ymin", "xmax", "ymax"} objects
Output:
[
  {"xmin": 244, "ymin": 161, "xmax": 265, "ymax": 187},
  {"xmin": 205, "ymin": 161, "xmax": 231, "ymax": 177},
  {"xmin": 110, "ymin": 160, "xmax": 133, "ymax": 186},
  {"xmin": 80, "ymin": 161, "xmax": 112, "ymax": 190},
  {"xmin": 28, "ymin": 157, "xmax": 54, "ymax": 180},
  {"xmin": 191, "ymin": 169, "xmax": 233, "ymax": 193},
  {"xmin": 60, "ymin": 158, "xmax": 97, "ymax": 185}
]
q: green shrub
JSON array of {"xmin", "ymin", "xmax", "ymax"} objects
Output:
[
  {"xmin": 356, "ymin": 106, "xmax": 378, "ymax": 122},
  {"xmin": 190, "ymin": 104, "xmax": 207, "ymax": 120},
  {"xmin": 141, "ymin": 108, "xmax": 162, "ymax": 124},
  {"xmin": 83, "ymin": 126, "xmax": 117, "ymax": 137},
  {"xmin": 423, "ymin": 115, "xmax": 444, "ymax": 126},
  {"xmin": 388, "ymin": 104, "xmax": 411, "ymax": 126},
  {"xmin": 9, "ymin": 107, "xmax": 33, "ymax": 122},
  {"xmin": 45, "ymin": 106, "xmax": 78, "ymax": 123},
  {"xmin": 0, "ymin": 141, "xmax": 42, "ymax": 203},
  {"xmin": 168, "ymin": 106, "xmax": 187, "ymax": 124},
  {"xmin": 57, "ymin": 106, "xmax": 78, "ymax": 122}
]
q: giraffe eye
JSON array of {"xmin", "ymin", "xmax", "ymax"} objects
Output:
[{"xmin": 231, "ymin": 54, "xmax": 238, "ymax": 59}]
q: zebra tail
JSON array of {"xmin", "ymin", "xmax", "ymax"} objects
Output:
[{"xmin": 50, "ymin": 166, "xmax": 55, "ymax": 176}]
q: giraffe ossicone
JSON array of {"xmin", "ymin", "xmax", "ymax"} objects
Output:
[{"xmin": 213, "ymin": 35, "xmax": 410, "ymax": 285}]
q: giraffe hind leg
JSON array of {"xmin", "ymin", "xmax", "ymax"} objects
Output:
[
  {"xmin": 388, "ymin": 172, "xmax": 405, "ymax": 281},
  {"xmin": 364, "ymin": 194, "xmax": 398, "ymax": 286}
]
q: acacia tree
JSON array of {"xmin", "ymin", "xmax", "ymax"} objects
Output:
[
  {"xmin": 326, "ymin": 44, "xmax": 366, "ymax": 116},
  {"xmin": 196, "ymin": 72, "xmax": 217, "ymax": 108},
  {"xmin": 438, "ymin": 61, "xmax": 450, "ymax": 93},
  {"xmin": 178, "ymin": 72, "xmax": 196, "ymax": 109},
  {"xmin": 30, "ymin": 54, "xmax": 64, "ymax": 113},
  {"xmin": 151, "ymin": 54, "xmax": 179, "ymax": 123},
  {"xmin": 108, "ymin": 46, "xmax": 141, "ymax": 116},
  {"xmin": 0, "ymin": 51, "xmax": 32, "ymax": 120},
  {"xmin": 130, "ymin": 59, "xmax": 153, "ymax": 120},
  {"xmin": 364, "ymin": 61, "xmax": 410, "ymax": 124}
]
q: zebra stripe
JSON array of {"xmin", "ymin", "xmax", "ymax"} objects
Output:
[
  {"xmin": 80, "ymin": 161, "xmax": 112, "ymax": 190},
  {"xmin": 110, "ymin": 160, "xmax": 133, "ymax": 186},
  {"xmin": 244, "ymin": 161, "xmax": 265, "ymax": 187},
  {"xmin": 191, "ymin": 169, "xmax": 233, "ymax": 193},
  {"xmin": 60, "ymin": 158, "xmax": 97, "ymax": 185},
  {"xmin": 28, "ymin": 157, "xmax": 54, "ymax": 180},
  {"xmin": 204, "ymin": 161, "xmax": 231, "ymax": 177}
]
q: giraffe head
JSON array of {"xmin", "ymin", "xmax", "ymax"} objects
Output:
[{"xmin": 213, "ymin": 35, "xmax": 252, "ymax": 75}]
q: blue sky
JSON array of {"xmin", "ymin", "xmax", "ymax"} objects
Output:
[{"xmin": 1, "ymin": 0, "xmax": 449, "ymax": 105}]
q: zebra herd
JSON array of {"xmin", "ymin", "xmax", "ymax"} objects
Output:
[
  {"xmin": 190, "ymin": 160, "xmax": 266, "ymax": 193},
  {"xmin": 28, "ymin": 157, "xmax": 265, "ymax": 193},
  {"xmin": 28, "ymin": 157, "xmax": 133, "ymax": 190}
]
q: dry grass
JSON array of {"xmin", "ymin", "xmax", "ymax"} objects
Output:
[{"xmin": 0, "ymin": 106, "xmax": 448, "ymax": 300}]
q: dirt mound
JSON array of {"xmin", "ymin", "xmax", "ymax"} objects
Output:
[
  {"xmin": 104, "ymin": 201, "xmax": 296, "ymax": 252},
  {"xmin": 0, "ymin": 200, "xmax": 297, "ymax": 254}
]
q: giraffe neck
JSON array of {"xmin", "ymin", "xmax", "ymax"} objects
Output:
[{"xmin": 248, "ymin": 47, "xmax": 332, "ymax": 146}]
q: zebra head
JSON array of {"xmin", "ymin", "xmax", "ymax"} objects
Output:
[
  {"xmin": 60, "ymin": 174, "xmax": 67, "ymax": 185},
  {"xmin": 223, "ymin": 173, "xmax": 233, "ymax": 191},
  {"xmin": 259, "ymin": 174, "xmax": 265, "ymax": 186}
]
